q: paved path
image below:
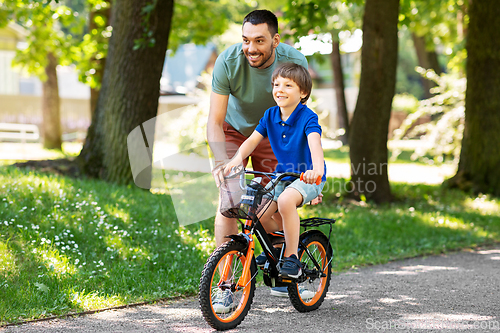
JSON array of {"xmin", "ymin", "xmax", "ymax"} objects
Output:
[{"xmin": 3, "ymin": 246, "xmax": 499, "ymax": 333}]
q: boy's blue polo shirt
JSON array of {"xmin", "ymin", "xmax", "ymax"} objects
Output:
[{"xmin": 255, "ymin": 103, "xmax": 327, "ymax": 181}]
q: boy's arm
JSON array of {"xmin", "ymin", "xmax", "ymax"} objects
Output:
[
  {"xmin": 223, "ymin": 131, "xmax": 265, "ymax": 176},
  {"xmin": 303, "ymin": 132, "xmax": 325, "ymax": 184}
]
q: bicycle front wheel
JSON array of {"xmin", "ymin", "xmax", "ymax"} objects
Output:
[
  {"xmin": 288, "ymin": 231, "xmax": 332, "ymax": 312},
  {"xmin": 199, "ymin": 240, "xmax": 257, "ymax": 331}
]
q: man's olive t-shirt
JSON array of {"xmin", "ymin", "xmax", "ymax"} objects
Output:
[{"xmin": 211, "ymin": 43, "xmax": 308, "ymax": 137}]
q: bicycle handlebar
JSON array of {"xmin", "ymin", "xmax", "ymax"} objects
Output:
[
  {"xmin": 300, "ymin": 172, "xmax": 322, "ymax": 185},
  {"xmin": 243, "ymin": 170, "xmax": 321, "ymax": 188}
]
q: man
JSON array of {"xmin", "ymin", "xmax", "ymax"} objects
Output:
[{"xmin": 207, "ymin": 9, "xmax": 308, "ymax": 301}]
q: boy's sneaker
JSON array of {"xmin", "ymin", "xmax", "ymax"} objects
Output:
[
  {"xmin": 255, "ymin": 251, "xmax": 268, "ymax": 266},
  {"xmin": 279, "ymin": 254, "xmax": 303, "ymax": 279},
  {"xmin": 255, "ymin": 247, "xmax": 281, "ymax": 267},
  {"xmin": 212, "ymin": 289, "xmax": 236, "ymax": 314}
]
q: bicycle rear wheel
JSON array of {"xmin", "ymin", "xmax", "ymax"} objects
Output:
[
  {"xmin": 288, "ymin": 231, "xmax": 332, "ymax": 312},
  {"xmin": 199, "ymin": 240, "xmax": 257, "ymax": 331}
]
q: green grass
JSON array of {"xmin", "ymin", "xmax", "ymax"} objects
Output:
[
  {"xmin": 0, "ymin": 166, "xmax": 215, "ymax": 325},
  {"xmin": 302, "ymin": 178, "xmax": 500, "ymax": 270},
  {"xmin": 1, "ymin": 165, "xmax": 499, "ymax": 325}
]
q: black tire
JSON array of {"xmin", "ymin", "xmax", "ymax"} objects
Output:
[
  {"xmin": 288, "ymin": 232, "xmax": 332, "ymax": 312},
  {"xmin": 199, "ymin": 240, "xmax": 257, "ymax": 331}
]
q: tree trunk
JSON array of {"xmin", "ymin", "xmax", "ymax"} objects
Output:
[
  {"xmin": 446, "ymin": 0, "xmax": 500, "ymax": 196},
  {"xmin": 412, "ymin": 33, "xmax": 442, "ymax": 99},
  {"xmin": 42, "ymin": 52, "xmax": 62, "ymax": 150},
  {"xmin": 348, "ymin": 0, "xmax": 399, "ymax": 203},
  {"xmin": 330, "ymin": 35, "xmax": 349, "ymax": 145},
  {"xmin": 78, "ymin": 0, "xmax": 174, "ymax": 186}
]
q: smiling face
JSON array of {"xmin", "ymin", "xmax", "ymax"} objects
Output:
[
  {"xmin": 242, "ymin": 22, "xmax": 280, "ymax": 69},
  {"xmin": 273, "ymin": 76, "xmax": 307, "ymax": 114}
]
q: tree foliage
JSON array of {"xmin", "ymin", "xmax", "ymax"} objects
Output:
[
  {"xmin": 169, "ymin": 0, "xmax": 250, "ymax": 52},
  {"xmin": 391, "ymin": 69, "xmax": 465, "ymax": 164},
  {"xmin": 77, "ymin": 0, "xmax": 111, "ymax": 90},
  {"xmin": 0, "ymin": 0, "xmax": 84, "ymax": 149},
  {"xmin": 1, "ymin": 0, "xmax": 83, "ymax": 79},
  {"xmin": 283, "ymin": 0, "xmax": 362, "ymax": 39},
  {"xmin": 399, "ymin": 0, "xmax": 468, "ymax": 74}
]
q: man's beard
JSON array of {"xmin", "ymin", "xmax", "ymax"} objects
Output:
[{"xmin": 246, "ymin": 45, "xmax": 274, "ymax": 68}]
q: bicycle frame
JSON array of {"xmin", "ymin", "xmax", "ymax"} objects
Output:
[{"xmin": 219, "ymin": 170, "xmax": 335, "ymax": 290}]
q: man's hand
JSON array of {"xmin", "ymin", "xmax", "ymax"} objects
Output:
[
  {"xmin": 211, "ymin": 160, "xmax": 228, "ymax": 188},
  {"xmin": 223, "ymin": 160, "xmax": 242, "ymax": 178},
  {"xmin": 309, "ymin": 193, "xmax": 323, "ymax": 205},
  {"xmin": 212, "ymin": 159, "xmax": 243, "ymax": 187}
]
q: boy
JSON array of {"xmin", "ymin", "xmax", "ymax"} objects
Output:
[{"xmin": 224, "ymin": 62, "xmax": 326, "ymax": 278}]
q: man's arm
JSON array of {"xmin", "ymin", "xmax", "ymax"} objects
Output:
[
  {"xmin": 207, "ymin": 91, "xmax": 229, "ymax": 163},
  {"xmin": 207, "ymin": 91, "xmax": 230, "ymax": 185}
]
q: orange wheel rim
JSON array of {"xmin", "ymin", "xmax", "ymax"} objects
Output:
[
  {"xmin": 209, "ymin": 250, "xmax": 252, "ymax": 322},
  {"xmin": 299, "ymin": 241, "xmax": 328, "ymax": 305}
]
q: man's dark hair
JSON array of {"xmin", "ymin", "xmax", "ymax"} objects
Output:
[{"xmin": 243, "ymin": 10, "xmax": 279, "ymax": 36}]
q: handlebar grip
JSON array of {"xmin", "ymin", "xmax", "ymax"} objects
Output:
[{"xmin": 300, "ymin": 172, "xmax": 321, "ymax": 185}]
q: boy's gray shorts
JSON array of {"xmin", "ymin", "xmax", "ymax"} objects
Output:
[{"xmin": 266, "ymin": 178, "xmax": 325, "ymax": 207}]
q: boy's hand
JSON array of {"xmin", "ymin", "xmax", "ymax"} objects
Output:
[
  {"xmin": 223, "ymin": 161, "xmax": 236, "ymax": 177},
  {"xmin": 301, "ymin": 170, "xmax": 323, "ymax": 185},
  {"xmin": 222, "ymin": 160, "xmax": 243, "ymax": 178}
]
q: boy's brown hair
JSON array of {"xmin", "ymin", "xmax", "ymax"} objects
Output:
[{"xmin": 271, "ymin": 62, "xmax": 312, "ymax": 104}]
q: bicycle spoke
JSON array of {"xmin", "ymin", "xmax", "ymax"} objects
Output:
[
  {"xmin": 299, "ymin": 243, "xmax": 325, "ymax": 298},
  {"xmin": 210, "ymin": 251, "xmax": 247, "ymax": 320}
]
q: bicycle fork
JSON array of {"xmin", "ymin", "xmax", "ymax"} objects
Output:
[{"xmin": 219, "ymin": 229, "xmax": 256, "ymax": 290}]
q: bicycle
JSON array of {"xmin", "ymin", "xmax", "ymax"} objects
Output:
[{"xmin": 199, "ymin": 168, "xmax": 335, "ymax": 331}]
